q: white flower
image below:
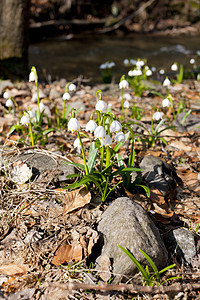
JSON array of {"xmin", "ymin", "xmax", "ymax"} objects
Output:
[
  {"xmin": 190, "ymin": 58, "xmax": 195, "ymax": 64},
  {"xmin": 124, "ymin": 100, "xmax": 130, "ymax": 109},
  {"xmin": 74, "ymin": 138, "xmax": 81, "ymax": 150},
  {"xmin": 94, "ymin": 126, "xmax": 106, "ymax": 140},
  {"xmin": 119, "ymin": 79, "xmax": 129, "ymax": 89},
  {"xmin": 159, "ymin": 69, "xmax": 165, "ymax": 74},
  {"xmin": 3, "ymin": 91, "xmax": 10, "ymax": 99},
  {"xmin": 123, "ymin": 93, "xmax": 132, "ymax": 100},
  {"xmin": 110, "ymin": 120, "xmax": 122, "ymax": 133},
  {"xmin": 162, "ymin": 98, "xmax": 171, "ymax": 108},
  {"xmin": 115, "ymin": 132, "xmax": 125, "ymax": 143},
  {"xmin": 68, "ymin": 83, "xmax": 76, "ymax": 92},
  {"xmin": 100, "ymin": 62, "xmax": 109, "ymax": 69},
  {"xmin": 86, "ymin": 120, "xmax": 97, "ymax": 133},
  {"xmin": 101, "ymin": 134, "xmax": 112, "ymax": 147},
  {"xmin": 108, "ymin": 62, "xmax": 115, "ymax": 68},
  {"xmin": 151, "ymin": 66, "xmax": 156, "ymax": 72},
  {"xmin": 197, "ymin": 50, "xmax": 200, "ymax": 56},
  {"xmin": 123, "ymin": 59, "xmax": 129, "ymax": 66},
  {"xmin": 136, "ymin": 60, "xmax": 145, "ymax": 68},
  {"xmin": 146, "ymin": 69, "xmax": 152, "ymax": 76},
  {"xmin": 163, "ymin": 77, "xmax": 171, "ymax": 87},
  {"xmin": 63, "ymin": 92, "xmax": 71, "ymax": 100},
  {"xmin": 95, "ymin": 100, "xmax": 107, "ymax": 113},
  {"xmin": 153, "ymin": 111, "xmax": 164, "ymax": 121},
  {"xmin": 29, "ymin": 71, "xmax": 37, "ymax": 82},
  {"xmin": 26, "ymin": 110, "xmax": 34, "ymax": 119},
  {"xmin": 39, "ymin": 102, "xmax": 46, "ymax": 112},
  {"xmin": 171, "ymin": 63, "xmax": 178, "ymax": 71},
  {"xmin": 68, "ymin": 117, "xmax": 80, "ymax": 133},
  {"xmin": 20, "ymin": 115, "xmax": 30, "ymax": 126},
  {"xmin": 10, "ymin": 162, "xmax": 32, "ymax": 184},
  {"xmin": 130, "ymin": 59, "xmax": 137, "ymax": 65},
  {"xmin": 6, "ymin": 99, "xmax": 14, "ymax": 107}
]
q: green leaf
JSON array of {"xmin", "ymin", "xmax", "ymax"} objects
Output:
[
  {"xmin": 63, "ymin": 161, "xmax": 85, "ymax": 171},
  {"xmin": 136, "ymin": 184, "xmax": 150, "ymax": 198},
  {"xmin": 118, "ymin": 245, "xmax": 149, "ymax": 281},
  {"xmin": 151, "ymin": 91, "xmax": 165, "ymax": 99},
  {"xmin": 158, "ymin": 264, "xmax": 176, "ymax": 275},
  {"xmin": 65, "ymin": 173, "xmax": 81, "ymax": 179},
  {"xmin": 140, "ymin": 249, "xmax": 159, "ymax": 275},
  {"xmin": 87, "ymin": 142, "xmax": 98, "ymax": 173}
]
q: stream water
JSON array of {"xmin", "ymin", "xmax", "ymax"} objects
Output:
[{"xmin": 29, "ymin": 33, "xmax": 200, "ymax": 83}]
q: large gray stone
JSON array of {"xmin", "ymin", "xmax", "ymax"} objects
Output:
[{"xmin": 97, "ymin": 197, "xmax": 168, "ymax": 282}]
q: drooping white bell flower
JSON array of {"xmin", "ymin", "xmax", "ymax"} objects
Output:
[
  {"xmin": 151, "ymin": 66, "xmax": 156, "ymax": 72},
  {"xmin": 68, "ymin": 83, "xmax": 76, "ymax": 92},
  {"xmin": 94, "ymin": 126, "xmax": 106, "ymax": 140},
  {"xmin": 39, "ymin": 102, "xmax": 46, "ymax": 112},
  {"xmin": 29, "ymin": 70, "xmax": 37, "ymax": 82},
  {"xmin": 108, "ymin": 62, "xmax": 115, "ymax": 68},
  {"xmin": 86, "ymin": 120, "xmax": 97, "ymax": 133},
  {"xmin": 68, "ymin": 117, "xmax": 80, "ymax": 133},
  {"xmin": 6, "ymin": 99, "xmax": 14, "ymax": 107},
  {"xmin": 20, "ymin": 115, "xmax": 30, "ymax": 126},
  {"xmin": 162, "ymin": 98, "xmax": 171, "ymax": 108},
  {"xmin": 130, "ymin": 59, "xmax": 137, "ymax": 65},
  {"xmin": 153, "ymin": 111, "xmax": 164, "ymax": 121},
  {"xmin": 110, "ymin": 120, "xmax": 122, "ymax": 133},
  {"xmin": 123, "ymin": 93, "xmax": 132, "ymax": 100},
  {"xmin": 136, "ymin": 60, "xmax": 145, "ymax": 68},
  {"xmin": 159, "ymin": 69, "xmax": 165, "ymax": 75},
  {"xmin": 3, "ymin": 91, "xmax": 10, "ymax": 99},
  {"xmin": 74, "ymin": 138, "xmax": 81, "ymax": 150},
  {"xmin": 63, "ymin": 92, "xmax": 71, "ymax": 100},
  {"xmin": 124, "ymin": 100, "xmax": 130, "ymax": 109},
  {"xmin": 119, "ymin": 79, "xmax": 129, "ymax": 89},
  {"xmin": 190, "ymin": 58, "xmax": 195, "ymax": 65},
  {"xmin": 26, "ymin": 110, "xmax": 34, "ymax": 119},
  {"xmin": 123, "ymin": 59, "xmax": 129, "ymax": 66},
  {"xmin": 163, "ymin": 77, "xmax": 171, "ymax": 87},
  {"xmin": 171, "ymin": 63, "xmax": 178, "ymax": 71},
  {"xmin": 101, "ymin": 134, "xmax": 112, "ymax": 147},
  {"xmin": 95, "ymin": 100, "xmax": 107, "ymax": 113},
  {"xmin": 146, "ymin": 69, "xmax": 152, "ymax": 76},
  {"xmin": 115, "ymin": 132, "xmax": 125, "ymax": 143}
]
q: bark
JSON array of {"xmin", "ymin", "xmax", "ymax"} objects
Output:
[{"xmin": 0, "ymin": 0, "xmax": 29, "ymax": 78}]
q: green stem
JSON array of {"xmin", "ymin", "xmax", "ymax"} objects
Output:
[
  {"xmin": 55, "ymin": 105, "xmax": 60, "ymax": 129},
  {"xmin": 106, "ymin": 146, "xmax": 111, "ymax": 168},
  {"xmin": 77, "ymin": 130, "xmax": 89, "ymax": 175},
  {"xmin": 62, "ymin": 100, "xmax": 66, "ymax": 119},
  {"xmin": 100, "ymin": 145, "xmax": 105, "ymax": 172},
  {"xmin": 35, "ymin": 80, "xmax": 41, "ymax": 121},
  {"xmin": 29, "ymin": 121, "xmax": 34, "ymax": 146},
  {"xmin": 121, "ymin": 88, "xmax": 124, "ymax": 114}
]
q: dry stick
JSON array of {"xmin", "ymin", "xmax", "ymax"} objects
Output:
[
  {"xmin": 99, "ymin": 0, "xmax": 156, "ymax": 33},
  {"xmin": 47, "ymin": 282, "xmax": 200, "ymax": 295}
]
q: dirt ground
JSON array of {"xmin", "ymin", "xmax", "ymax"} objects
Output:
[{"xmin": 0, "ymin": 73, "xmax": 200, "ymax": 299}]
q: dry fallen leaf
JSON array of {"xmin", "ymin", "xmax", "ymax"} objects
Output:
[
  {"xmin": 99, "ymin": 256, "xmax": 111, "ymax": 283},
  {"xmin": 0, "ymin": 264, "xmax": 27, "ymax": 276},
  {"xmin": 55, "ymin": 187, "xmax": 91, "ymax": 214},
  {"xmin": 176, "ymin": 168, "xmax": 200, "ymax": 195},
  {"xmin": 52, "ymin": 243, "xmax": 82, "ymax": 266}
]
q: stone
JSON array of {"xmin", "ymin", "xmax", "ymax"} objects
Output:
[
  {"xmin": 49, "ymin": 87, "xmax": 62, "ymax": 100},
  {"xmin": 6, "ymin": 150, "xmax": 75, "ymax": 184},
  {"xmin": 173, "ymin": 112, "xmax": 200, "ymax": 132},
  {"xmin": 163, "ymin": 228, "xmax": 200, "ymax": 266},
  {"xmin": 97, "ymin": 197, "xmax": 168, "ymax": 283},
  {"xmin": 136, "ymin": 155, "xmax": 178, "ymax": 197}
]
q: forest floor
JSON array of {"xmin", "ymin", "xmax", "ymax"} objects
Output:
[{"xmin": 0, "ymin": 72, "xmax": 200, "ymax": 299}]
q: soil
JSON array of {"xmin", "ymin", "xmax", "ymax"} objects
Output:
[{"xmin": 0, "ymin": 72, "xmax": 200, "ymax": 299}]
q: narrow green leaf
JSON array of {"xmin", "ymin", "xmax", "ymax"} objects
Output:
[
  {"xmin": 139, "ymin": 249, "xmax": 159, "ymax": 278},
  {"xmin": 63, "ymin": 161, "xmax": 85, "ymax": 171},
  {"xmin": 118, "ymin": 245, "xmax": 149, "ymax": 281},
  {"xmin": 87, "ymin": 142, "xmax": 98, "ymax": 173}
]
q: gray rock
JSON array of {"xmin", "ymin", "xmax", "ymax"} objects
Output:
[
  {"xmin": 0, "ymin": 80, "xmax": 14, "ymax": 94},
  {"xmin": 49, "ymin": 87, "xmax": 62, "ymax": 100},
  {"xmin": 8, "ymin": 151, "xmax": 75, "ymax": 184},
  {"xmin": 173, "ymin": 112, "xmax": 200, "ymax": 132},
  {"xmin": 164, "ymin": 228, "xmax": 199, "ymax": 266},
  {"xmin": 137, "ymin": 155, "xmax": 178, "ymax": 197},
  {"xmin": 97, "ymin": 197, "xmax": 168, "ymax": 283}
]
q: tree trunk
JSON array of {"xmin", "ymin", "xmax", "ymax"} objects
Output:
[{"xmin": 0, "ymin": 0, "xmax": 29, "ymax": 79}]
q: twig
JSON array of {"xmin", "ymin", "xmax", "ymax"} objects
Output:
[{"xmin": 46, "ymin": 282, "xmax": 200, "ymax": 296}]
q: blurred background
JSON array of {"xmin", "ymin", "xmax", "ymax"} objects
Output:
[{"xmin": 0, "ymin": 0, "xmax": 200, "ymax": 83}]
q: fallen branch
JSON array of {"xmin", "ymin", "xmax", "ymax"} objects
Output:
[
  {"xmin": 46, "ymin": 282, "xmax": 200, "ymax": 296},
  {"xmin": 99, "ymin": 0, "xmax": 156, "ymax": 33}
]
